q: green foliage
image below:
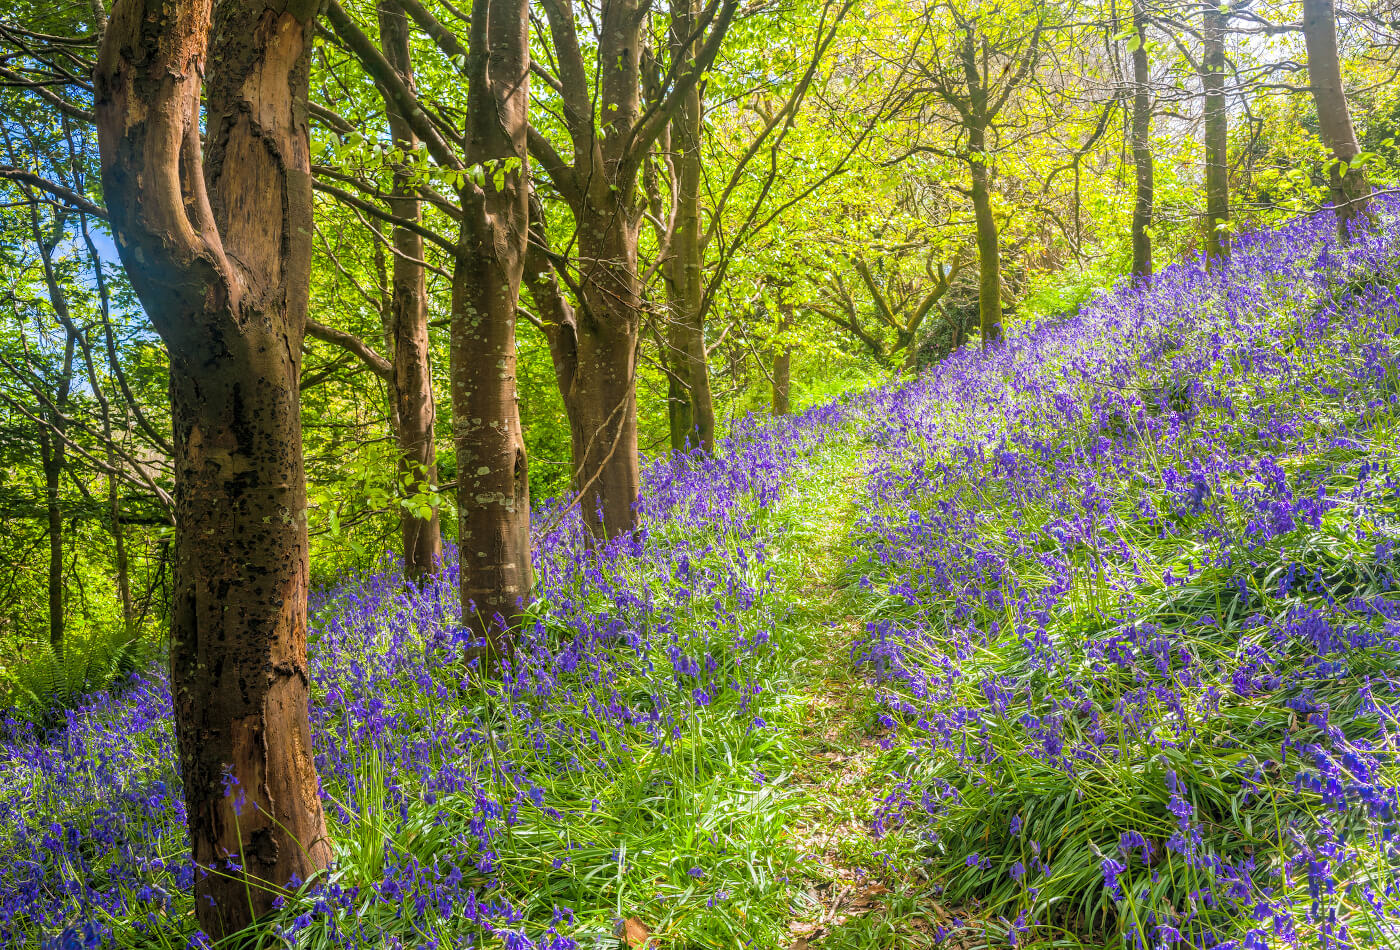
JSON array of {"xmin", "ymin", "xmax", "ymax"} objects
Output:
[{"xmin": 1, "ymin": 625, "xmax": 152, "ymax": 727}]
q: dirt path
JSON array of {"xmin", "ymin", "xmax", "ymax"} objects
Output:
[{"xmin": 771, "ymin": 451, "xmax": 951, "ymax": 950}]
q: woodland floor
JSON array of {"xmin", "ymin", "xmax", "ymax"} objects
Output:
[{"xmin": 765, "ymin": 451, "xmax": 954, "ymax": 950}]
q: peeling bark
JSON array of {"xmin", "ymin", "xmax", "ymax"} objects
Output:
[{"xmin": 94, "ymin": 0, "xmax": 330, "ymax": 936}]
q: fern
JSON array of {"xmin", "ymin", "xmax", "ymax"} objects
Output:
[{"xmin": 1, "ymin": 625, "xmax": 153, "ymax": 725}]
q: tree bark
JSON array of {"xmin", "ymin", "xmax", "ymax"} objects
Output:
[
  {"xmin": 379, "ymin": 0, "xmax": 442, "ymax": 582},
  {"xmin": 573, "ymin": 211, "xmax": 645, "ymax": 538},
  {"xmin": 36, "ymin": 296, "xmax": 76, "ymax": 653},
  {"xmin": 1130, "ymin": 0, "xmax": 1154, "ymax": 282},
  {"xmin": 523, "ymin": 201, "xmax": 640, "ymax": 541},
  {"xmin": 39, "ymin": 411, "xmax": 66, "ymax": 651},
  {"xmin": 109, "ymin": 465, "xmax": 135, "ymax": 635},
  {"xmin": 94, "ymin": 0, "xmax": 331, "ymax": 936},
  {"xmin": 452, "ymin": 0, "xmax": 534, "ymax": 653},
  {"xmin": 664, "ymin": 0, "xmax": 715, "ymax": 454},
  {"xmin": 529, "ymin": 0, "xmax": 737, "ymax": 540},
  {"xmin": 772, "ymin": 297, "xmax": 792, "ymax": 416},
  {"xmin": 969, "ymin": 138, "xmax": 1003, "ymax": 347},
  {"xmin": 1301, "ymin": 0, "xmax": 1374, "ymax": 240},
  {"xmin": 1202, "ymin": 0, "xmax": 1230, "ymax": 269},
  {"xmin": 27, "ymin": 207, "xmax": 79, "ymax": 651}
]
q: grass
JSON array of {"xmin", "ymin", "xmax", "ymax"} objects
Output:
[
  {"xmin": 10, "ymin": 209, "xmax": 1400, "ymax": 950},
  {"xmin": 837, "ymin": 216, "xmax": 1400, "ymax": 947}
]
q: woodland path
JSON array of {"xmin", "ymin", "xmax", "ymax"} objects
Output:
[{"xmin": 766, "ymin": 446, "xmax": 953, "ymax": 950}]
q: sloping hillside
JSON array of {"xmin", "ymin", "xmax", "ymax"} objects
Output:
[{"xmin": 6, "ymin": 204, "xmax": 1400, "ymax": 949}]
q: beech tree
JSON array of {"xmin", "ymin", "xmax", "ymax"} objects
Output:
[
  {"xmin": 661, "ymin": 0, "xmax": 717, "ymax": 454},
  {"xmin": 305, "ymin": 2, "xmax": 444, "ymax": 584},
  {"xmin": 452, "ymin": 0, "xmax": 533, "ymax": 649},
  {"xmin": 326, "ymin": 0, "xmax": 535, "ymax": 645},
  {"xmin": 94, "ymin": 0, "xmax": 331, "ymax": 935},
  {"xmin": 528, "ymin": 0, "xmax": 739, "ymax": 539},
  {"xmin": 375, "ymin": 0, "xmax": 443, "ymax": 582},
  {"xmin": 909, "ymin": 1, "xmax": 1045, "ymax": 348},
  {"xmin": 1301, "ymin": 0, "xmax": 1375, "ymax": 239},
  {"xmin": 1202, "ymin": 0, "xmax": 1230, "ymax": 268},
  {"xmin": 812, "ymin": 248, "xmax": 967, "ymax": 369},
  {"xmin": 1129, "ymin": 0, "xmax": 1155, "ymax": 282}
]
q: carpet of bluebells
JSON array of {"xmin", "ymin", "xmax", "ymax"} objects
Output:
[
  {"xmin": 850, "ymin": 202, "xmax": 1400, "ymax": 948},
  {"xmin": 6, "ymin": 202, "xmax": 1400, "ymax": 950},
  {"xmin": 1, "ymin": 400, "xmax": 865, "ymax": 949}
]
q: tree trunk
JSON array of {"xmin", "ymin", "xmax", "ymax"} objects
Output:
[
  {"xmin": 523, "ymin": 209, "xmax": 642, "ymax": 541},
  {"xmin": 95, "ymin": 0, "xmax": 331, "ymax": 936},
  {"xmin": 1130, "ymin": 0, "xmax": 1154, "ymax": 282},
  {"xmin": 1202, "ymin": 0, "xmax": 1230, "ymax": 269},
  {"xmin": 452, "ymin": 0, "xmax": 533, "ymax": 653},
  {"xmin": 665, "ymin": 0, "xmax": 715, "ymax": 454},
  {"xmin": 379, "ymin": 0, "xmax": 442, "ymax": 582},
  {"xmin": 571, "ymin": 210, "xmax": 644, "ymax": 539},
  {"xmin": 1301, "ymin": 0, "xmax": 1374, "ymax": 240},
  {"xmin": 38, "ymin": 332, "xmax": 74, "ymax": 651},
  {"xmin": 109, "ymin": 468, "xmax": 135, "ymax": 635},
  {"xmin": 40, "ymin": 430, "xmax": 64, "ymax": 650},
  {"xmin": 772, "ymin": 298, "xmax": 792, "ymax": 416},
  {"xmin": 969, "ymin": 137, "xmax": 1003, "ymax": 347}
]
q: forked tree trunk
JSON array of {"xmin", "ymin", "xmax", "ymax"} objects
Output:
[
  {"xmin": 529, "ymin": 0, "xmax": 737, "ymax": 541},
  {"xmin": 1202, "ymin": 0, "xmax": 1231, "ymax": 269},
  {"xmin": 526, "ymin": 196, "xmax": 641, "ymax": 540},
  {"xmin": 379, "ymin": 0, "xmax": 442, "ymax": 582},
  {"xmin": 522, "ymin": 210, "xmax": 642, "ymax": 541},
  {"xmin": 665, "ymin": 0, "xmax": 715, "ymax": 454},
  {"xmin": 452, "ymin": 0, "xmax": 533, "ymax": 652},
  {"xmin": 1301, "ymin": 0, "xmax": 1374, "ymax": 240},
  {"xmin": 95, "ymin": 0, "xmax": 331, "ymax": 936},
  {"xmin": 969, "ymin": 139, "xmax": 1003, "ymax": 347},
  {"xmin": 1130, "ymin": 0, "xmax": 1154, "ymax": 282}
]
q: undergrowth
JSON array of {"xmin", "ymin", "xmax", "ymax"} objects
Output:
[
  {"xmin": 846, "ymin": 204, "xmax": 1400, "ymax": 948},
  {"xmin": 6, "ymin": 203, "xmax": 1400, "ymax": 950}
]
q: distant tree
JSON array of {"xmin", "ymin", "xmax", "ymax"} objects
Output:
[
  {"xmin": 908, "ymin": 0, "xmax": 1046, "ymax": 347},
  {"xmin": 1202, "ymin": 0, "xmax": 1231, "ymax": 268},
  {"xmin": 527, "ymin": 0, "xmax": 738, "ymax": 538},
  {"xmin": 305, "ymin": 0, "xmax": 444, "ymax": 583},
  {"xmin": 661, "ymin": 0, "xmax": 718, "ymax": 454},
  {"xmin": 326, "ymin": 0, "xmax": 536, "ymax": 649},
  {"xmin": 1129, "ymin": 0, "xmax": 1155, "ymax": 282},
  {"xmin": 812, "ymin": 247, "xmax": 967, "ymax": 369}
]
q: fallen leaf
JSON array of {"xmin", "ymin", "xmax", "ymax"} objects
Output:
[{"xmin": 619, "ymin": 917, "xmax": 650, "ymax": 948}]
